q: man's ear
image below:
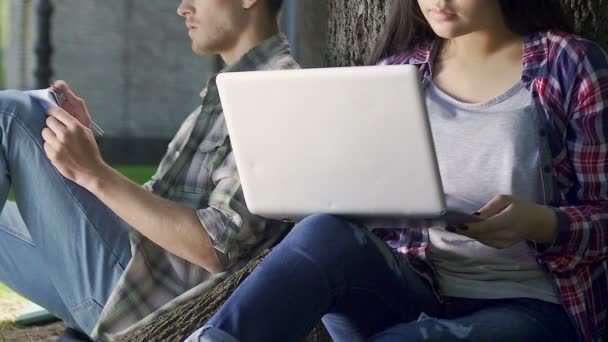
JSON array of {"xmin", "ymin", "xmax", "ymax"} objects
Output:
[{"xmin": 241, "ymin": 0, "xmax": 260, "ymax": 10}]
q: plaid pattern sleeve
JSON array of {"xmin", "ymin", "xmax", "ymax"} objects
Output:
[
  {"xmin": 532, "ymin": 33, "xmax": 608, "ymax": 341},
  {"xmin": 196, "ymin": 152, "xmax": 272, "ymax": 267},
  {"xmin": 534, "ymin": 37, "xmax": 608, "ymax": 271}
]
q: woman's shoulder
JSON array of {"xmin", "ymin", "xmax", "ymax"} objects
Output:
[{"xmin": 537, "ymin": 30, "xmax": 607, "ymax": 66}]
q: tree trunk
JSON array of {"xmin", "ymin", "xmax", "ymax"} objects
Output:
[
  {"xmin": 563, "ymin": 0, "xmax": 608, "ymax": 48},
  {"xmin": 327, "ymin": 0, "xmax": 608, "ymax": 67},
  {"xmin": 120, "ymin": 2, "xmax": 608, "ymax": 341}
]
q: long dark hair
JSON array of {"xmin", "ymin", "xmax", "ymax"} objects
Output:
[{"xmin": 368, "ymin": 0, "xmax": 574, "ymax": 65}]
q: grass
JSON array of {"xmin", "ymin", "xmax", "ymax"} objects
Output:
[
  {"xmin": 114, "ymin": 164, "xmax": 156, "ymax": 185},
  {"xmin": 0, "ymin": 165, "xmax": 155, "ymax": 326},
  {"xmin": 0, "ymin": 0, "xmax": 8, "ymax": 88},
  {"xmin": 0, "ymin": 283, "xmax": 19, "ymax": 302}
]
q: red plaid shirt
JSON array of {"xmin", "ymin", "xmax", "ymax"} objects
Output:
[{"xmin": 379, "ymin": 31, "xmax": 608, "ymax": 341}]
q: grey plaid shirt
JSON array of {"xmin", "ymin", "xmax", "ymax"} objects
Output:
[{"xmin": 92, "ymin": 34, "xmax": 298, "ymax": 341}]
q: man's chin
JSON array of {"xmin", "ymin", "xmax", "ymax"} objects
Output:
[
  {"xmin": 192, "ymin": 46, "xmax": 211, "ymax": 56},
  {"xmin": 191, "ymin": 42, "xmax": 217, "ymax": 56}
]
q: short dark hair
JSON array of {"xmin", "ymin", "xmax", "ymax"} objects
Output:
[{"xmin": 267, "ymin": 0, "xmax": 283, "ymax": 16}]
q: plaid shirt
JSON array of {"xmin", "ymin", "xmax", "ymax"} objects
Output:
[
  {"xmin": 379, "ymin": 31, "xmax": 608, "ymax": 342},
  {"xmin": 92, "ymin": 34, "xmax": 298, "ymax": 341}
]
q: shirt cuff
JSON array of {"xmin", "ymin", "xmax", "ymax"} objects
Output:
[{"xmin": 530, "ymin": 207, "xmax": 572, "ymax": 256}]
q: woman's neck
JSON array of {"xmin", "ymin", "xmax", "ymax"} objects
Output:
[
  {"xmin": 441, "ymin": 28, "xmax": 523, "ymax": 62},
  {"xmin": 432, "ymin": 27, "xmax": 525, "ymax": 104}
]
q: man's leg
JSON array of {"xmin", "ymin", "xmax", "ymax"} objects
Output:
[
  {"xmin": 0, "ymin": 90, "xmax": 132, "ymax": 335},
  {"xmin": 0, "ymin": 202, "xmax": 80, "ymax": 329},
  {"xmin": 370, "ymin": 298, "xmax": 577, "ymax": 341},
  {"xmin": 187, "ymin": 214, "xmax": 442, "ymax": 342}
]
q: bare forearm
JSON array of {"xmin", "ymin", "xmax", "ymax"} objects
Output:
[{"xmin": 86, "ymin": 164, "xmax": 223, "ymax": 273}]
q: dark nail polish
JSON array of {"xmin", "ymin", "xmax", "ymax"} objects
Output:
[
  {"xmin": 458, "ymin": 224, "xmax": 469, "ymax": 231},
  {"xmin": 473, "ymin": 212, "xmax": 481, "ymax": 216},
  {"xmin": 445, "ymin": 226, "xmax": 456, "ymax": 232}
]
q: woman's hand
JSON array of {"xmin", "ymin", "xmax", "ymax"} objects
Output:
[
  {"xmin": 52, "ymin": 80, "xmax": 92, "ymax": 129},
  {"xmin": 42, "ymin": 107, "xmax": 108, "ymax": 190},
  {"xmin": 450, "ymin": 195, "xmax": 559, "ymax": 249}
]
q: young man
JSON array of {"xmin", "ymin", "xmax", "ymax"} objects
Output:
[{"xmin": 0, "ymin": 0, "xmax": 296, "ymax": 340}]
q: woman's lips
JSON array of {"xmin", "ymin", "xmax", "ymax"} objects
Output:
[{"xmin": 430, "ymin": 8, "xmax": 457, "ymax": 21}]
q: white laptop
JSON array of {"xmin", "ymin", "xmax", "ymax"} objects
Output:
[{"xmin": 216, "ymin": 65, "xmax": 482, "ymax": 229}]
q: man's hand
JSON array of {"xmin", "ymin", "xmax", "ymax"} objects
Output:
[
  {"xmin": 42, "ymin": 107, "xmax": 222, "ymax": 273},
  {"xmin": 42, "ymin": 107, "xmax": 108, "ymax": 190},
  {"xmin": 450, "ymin": 194, "xmax": 559, "ymax": 249},
  {"xmin": 52, "ymin": 80, "xmax": 92, "ymax": 129}
]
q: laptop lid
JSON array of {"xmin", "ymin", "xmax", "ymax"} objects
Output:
[{"xmin": 216, "ymin": 65, "xmax": 447, "ymax": 223}]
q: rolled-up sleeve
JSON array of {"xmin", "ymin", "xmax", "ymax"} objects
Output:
[{"xmin": 196, "ymin": 151, "xmax": 287, "ymax": 269}]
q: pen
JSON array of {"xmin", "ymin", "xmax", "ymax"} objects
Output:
[{"xmin": 50, "ymin": 86, "xmax": 105, "ymax": 136}]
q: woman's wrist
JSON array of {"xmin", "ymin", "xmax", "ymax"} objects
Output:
[{"xmin": 530, "ymin": 205, "xmax": 559, "ymax": 245}]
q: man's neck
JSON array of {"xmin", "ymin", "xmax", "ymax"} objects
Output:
[{"xmin": 220, "ymin": 23, "xmax": 280, "ymax": 65}]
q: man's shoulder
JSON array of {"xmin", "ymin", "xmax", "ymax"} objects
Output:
[{"xmin": 260, "ymin": 52, "xmax": 301, "ymax": 71}]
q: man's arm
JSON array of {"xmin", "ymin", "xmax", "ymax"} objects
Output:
[
  {"xmin": 91, "ymin": 166, "xmax": 224, "ymax": 274},
  {"xmin": 42, "ymin": 107, "xmax": 223, "ymax": 274}
]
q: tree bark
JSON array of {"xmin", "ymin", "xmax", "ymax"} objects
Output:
[
  {"xmin": 119, "ymin": 2, "xmax": 608, "ymax": 341},
  {"xmin": 563, "ymin": 0, "xmax": 608, "ymax": 48}
]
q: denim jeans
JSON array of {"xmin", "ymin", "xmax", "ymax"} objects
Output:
[
  {"xmin": 188, "ymin": 214, "xmax": 577, "ymax": 342},
  {"xmin": 0, "ymin": 91, "xmax": 132, "ymax": 336}
]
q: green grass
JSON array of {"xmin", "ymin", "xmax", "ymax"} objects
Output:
[
  {"xmin": 0, "ymin": 283, "xmax": 18, "ymax": 301},
  {"xmin": 0, "ymin": 165, "xmax": 155, "ymax": 321},
  {"xmin": 114, "ymin": 164, "xmax": 156, "ymax": 185},
  {"xmin": 0, "ymin": 0, "xmax": 8, "ymax": 88}
]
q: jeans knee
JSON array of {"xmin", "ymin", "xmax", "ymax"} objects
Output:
[
  {"xmin": 299, "ymin": 214, "xmax": 347, "ymax": 230},
  {"xmin": 0, "ymin": 90, "xmax": 48, "ymax": 130},
  {"xmin": 286, "ymin": 214, "xmax": 371, "ymax": 255}
]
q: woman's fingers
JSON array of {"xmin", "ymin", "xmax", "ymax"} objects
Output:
[{"xmin": 476, "ymin": 194, "xmax": 513, "ymax": 219}]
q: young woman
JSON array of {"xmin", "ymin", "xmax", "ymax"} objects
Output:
[{"xmin": 187, "ymin": 1, "xmax": 607, "ymax": 341}]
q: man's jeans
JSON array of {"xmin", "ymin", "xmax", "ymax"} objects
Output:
[
  {"xmin": 188, "ymin": 214, "xmax": 577, "ymax": 342},
  {"xmin": 0, "ymin": 91, "xmax": 132, "ymax": 336}
]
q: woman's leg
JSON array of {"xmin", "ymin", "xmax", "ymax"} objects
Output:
[
  {"xmin": 187, "ymin": 214, "xmax": 442, "ymax": 342},
  {"xmin": 0, "ymin": 91, "xmax": 133, "ymax": 335},
  {"xmin": 371, "ymin": 298, "xmax": 577, "ymax": 341}
]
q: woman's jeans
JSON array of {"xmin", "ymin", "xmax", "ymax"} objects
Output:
[
  {"xmin": 0, "ymin": 91, "xmax": 132, "ymax": 336},
  {"xmin": 189, "ymin": 214, "xmax": 577, "ymax": 342}
]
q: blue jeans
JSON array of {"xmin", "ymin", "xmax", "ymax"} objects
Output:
[
  {"xmin": 188, "ymin": 214, "xmax": 577, "ymax": 342},
  {"xmin": 0, "ymin": 91, "xmax": 132, "ymax": 336}
]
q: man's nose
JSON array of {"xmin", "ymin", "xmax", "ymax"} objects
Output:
[{"xmin": 177, "ymin": 0, "xmax": 193, "ymax": 17}]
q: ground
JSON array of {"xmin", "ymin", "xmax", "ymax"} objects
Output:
[{"xmin": 0, "ymin": 283, "xmax": 66, "ymax": 341}]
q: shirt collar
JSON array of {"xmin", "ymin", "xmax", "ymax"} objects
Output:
[
  {"xmin": 404, "ymin": 32, "xmax": 547, "ymax": 86},
  {"xmin": 199, "ymin": 33, "xmax": 291, "ymax": 98}
]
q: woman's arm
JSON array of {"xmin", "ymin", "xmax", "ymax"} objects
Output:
[{"xmin": 535, "ymin": 37, "xmax": 608, "ymax": 272}]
